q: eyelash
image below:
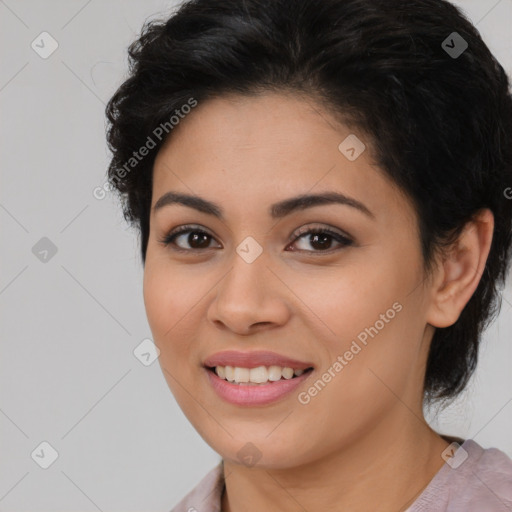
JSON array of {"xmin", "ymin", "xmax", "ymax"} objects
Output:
[{"xmin": 158, "ymin": 224, "xmax": 354, "ymax": 254}]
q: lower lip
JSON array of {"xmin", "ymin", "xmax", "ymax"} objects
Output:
[{"xmin": 205, "ymin": 367, "xmax": 313, "ymax": 406}]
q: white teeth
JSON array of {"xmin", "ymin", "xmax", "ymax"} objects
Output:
[
  {"xmin": 224, "ymin": 365, "xmax": 235, "ymax": 382},
  {"xmin": 282, "ymin": 367, "xmax": 294, "ymax": 379},
  {"xmin": 249, "ymin": 366, "xmax": 269, "ymax": 383},
  {"xmin": 213, "ymin": 365, "xmax": 309, "ymax": 384},
  {"xmin": 268, "ymin": 365, "xmax": 283, "ymax": 381},
  {"xmin": 233, "ymin": 367, "xmax": 249, "ymax": 383}
]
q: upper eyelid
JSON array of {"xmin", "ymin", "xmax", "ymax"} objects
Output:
[
  {"xmin": 162, "ymin": 224, "xmax": 353, "ymax": 249},
  {"xmin": 292, "ymin": 224, "xmax": 352, "ymax": 240},
  {"xmin": 166, "ymin": 223, "xmax": 350, "ymax": 239}
]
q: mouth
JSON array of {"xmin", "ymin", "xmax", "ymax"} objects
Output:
[
  {"xmin": 204, "ymin": 364, "xmax": 315, "ymax": 406},
  {"xmin": 202, "ymin": 350, "xmax": 315, "ymax": 405},
  {"xmin": 205, "ymin": 365, "xmax": 314, "ymax": 385}
]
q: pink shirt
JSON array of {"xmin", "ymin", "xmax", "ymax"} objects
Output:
[{"xmin": 170, "ymin": 439, "xmax": 512, "ymax": 511}]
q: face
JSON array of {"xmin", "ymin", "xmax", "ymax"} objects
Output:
[{"xmin": 143, "ymin": 92, "xmax": 434, "ymax": 469}]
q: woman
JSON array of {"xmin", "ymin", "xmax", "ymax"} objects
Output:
[{"xmin": 105, "ymin": 0, "xmax": 512, "ymax": 510}]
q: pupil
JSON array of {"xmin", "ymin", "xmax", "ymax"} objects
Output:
[
  {"xmin": 190, "ymin": 232, "xmax": 210, "ymax": 248},
  {"xmin": 311, "ymin": 233, "xmax": 331, "ymax": 250}
]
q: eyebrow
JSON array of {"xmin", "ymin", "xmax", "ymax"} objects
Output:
[{"xmin": 152, "ymin": 191, "xmax": 375, "ymax": 220}]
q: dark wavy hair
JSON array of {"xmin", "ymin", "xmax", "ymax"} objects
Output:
[{"xmin": 105, "ymin": 0, "xmax": 512, "ymax": 403}]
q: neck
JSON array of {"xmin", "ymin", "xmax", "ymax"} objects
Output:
[{"xmin": 221, "ymin": 413, "xmax": 450, "ymax": 512}]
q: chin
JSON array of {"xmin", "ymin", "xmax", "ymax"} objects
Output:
[{"xmin": 206, "ymin": 430, "xmax": 313, "ymax": 470}]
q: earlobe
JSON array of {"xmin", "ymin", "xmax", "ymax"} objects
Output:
[{"xmin": 426, "ymin": 209, "xmax": 494, "ymax": 328}]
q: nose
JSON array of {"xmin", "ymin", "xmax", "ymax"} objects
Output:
[{"xmin": 206, "ymin": 252, "xmax": 290, "ymax": 335}]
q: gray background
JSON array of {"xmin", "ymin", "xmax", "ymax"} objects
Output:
[{"xmin": 0, "ymin": 0, "xmax": 511, "ymax": 510}]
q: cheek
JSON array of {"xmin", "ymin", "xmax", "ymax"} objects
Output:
[
  {"xmin": 288, "ymin": 258, "xmax": 422, "ymax": 398},
  {"xmin": 143, "ymin": 259, "xmax": 197, "ymax": 335},
  {"xmin": 285, "ymin": 259, "xmax": 404, "ymax": 345},
  {"xmin": 321, "ymin": 306, "xmax": 423, "ymax": 426},
  {"xmin": 142, "ymin": 261, "xmax": 200, "ymax": 374},
  {"xmin": 143, "ymin": 262, "xmax": 204, "ymax": 409},
  {"xmin": 143, "ymin": 265, "xmax": 172, "ymax": 338}
]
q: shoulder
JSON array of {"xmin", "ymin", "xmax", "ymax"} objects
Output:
[
  {"xmin": 409, "ymin": 439, "xmax": 512, "ymax": 511},
  {"xmin": 464, "ymin": 440, "xmax": 512, "ymax": 506},
  {"xmin": 169, "ymin": 461, "xmax": 225, "ymax": 512}
]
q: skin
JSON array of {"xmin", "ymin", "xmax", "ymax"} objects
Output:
[{"xmin": 143, "ymin": 91, "xmax": 494, "ymax": 512}]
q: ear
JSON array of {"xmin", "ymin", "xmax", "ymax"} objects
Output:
[{"xmin": 425, "ymin": 209, "xmax": 494, "ymax": 328}]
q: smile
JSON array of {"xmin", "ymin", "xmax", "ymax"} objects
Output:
[
  {"xmin": 208, "ymin": 365, "xmax": 313, "ymax": 384},
  {"xmin": 204, "ymin": 366, "xmax": 314, "ymax": 406}
]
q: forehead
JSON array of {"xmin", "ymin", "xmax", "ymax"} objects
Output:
[
  {"xmin": 155, "ymin": 92, "xmax": 351, "ymax": 165},
  {"xmin": 151, "ymin": 92, "xmax": 414, "ymax": 226}
]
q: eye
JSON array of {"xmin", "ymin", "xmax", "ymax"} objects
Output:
[
  {"xmin": 158, "ymin": 224, "xmax": 354, "ymax": 253},
  {"xmin": 289, "ymin": 225, "xmax": 353, "ymax": 253},
  {"xmin": 158, "ymin": 224, "xmax": 219, "ymax": 252}
]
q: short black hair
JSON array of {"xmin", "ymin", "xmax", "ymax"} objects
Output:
[{"xmin": 105, "ymin": 0, "xmax": 512, "ymax": 403}]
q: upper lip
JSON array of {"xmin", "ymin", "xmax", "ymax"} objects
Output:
[{"xmin": 203, "ymin": 350, "xmax": 314, "ymax": 370}]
